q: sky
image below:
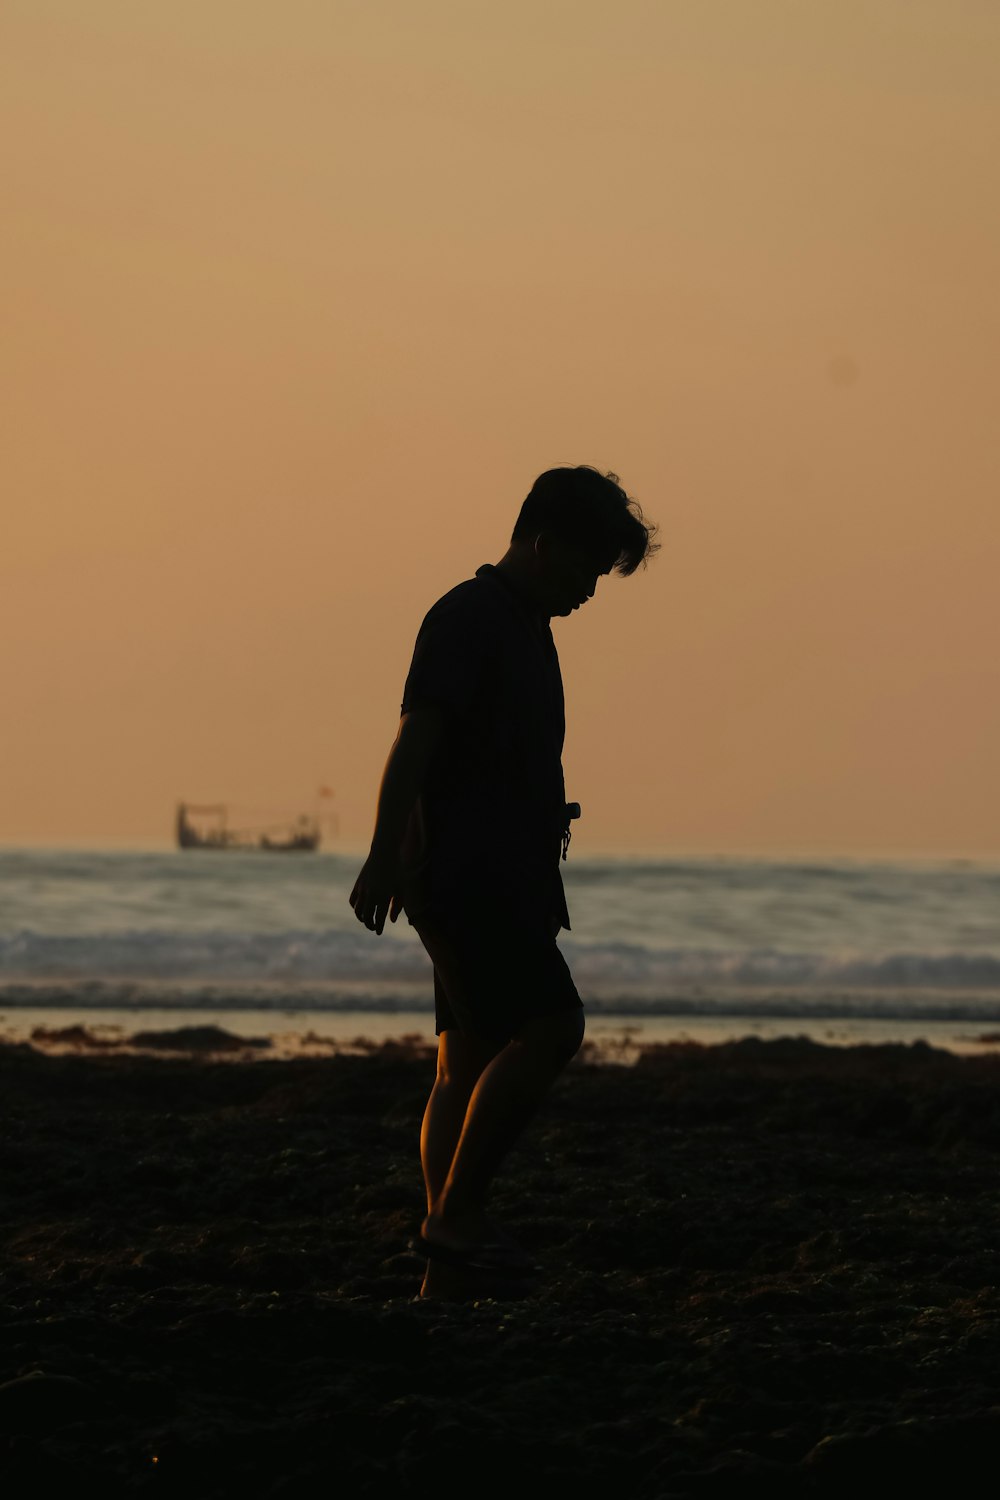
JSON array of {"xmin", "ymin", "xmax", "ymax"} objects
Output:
[{"xmin": 3, "ymin": 0, "xmax": 998, "ymax": 857}]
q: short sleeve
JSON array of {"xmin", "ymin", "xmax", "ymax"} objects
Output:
[{"xmin": 400, "ymin": 591, "xmax": 486, "ymax": 720}]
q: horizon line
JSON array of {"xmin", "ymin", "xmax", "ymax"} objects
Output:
[{"xmin": 2, "ymin": 838, "xmax": 1000, "ymax": 866}]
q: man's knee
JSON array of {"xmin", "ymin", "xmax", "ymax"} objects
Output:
[
  {"xmin": 436, "ymin": 1027, "xmax": 504, "ymax": 1086},
  {"xmin": 514, "ymin": 1008, "xmax": 585, "ymax": 1068}
]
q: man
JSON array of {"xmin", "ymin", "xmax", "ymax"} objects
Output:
[{"xmin": 349, "ymin": 465, "xmax": 657, "ymax": 1295}]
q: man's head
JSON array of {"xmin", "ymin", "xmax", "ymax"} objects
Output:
[{"xmin": 507, "ymin": 465, "xmax": 658, "ymax": 617}]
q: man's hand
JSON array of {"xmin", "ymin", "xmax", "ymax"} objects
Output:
[
  {"xmin": 350, "ymin": 707, "xmax": 443, "ymax": 934},
  {"xmin": 349, "ymin": 851, "xmax": 404, "ymax": 935}
]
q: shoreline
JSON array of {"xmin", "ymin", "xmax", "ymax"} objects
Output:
[{"xmin": 4, "ymin": 1001, "xmax": 1000, "ymax": 1063}]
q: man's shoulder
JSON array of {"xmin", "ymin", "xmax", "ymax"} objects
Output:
[
  {"xmin": 419, "ymin": 570, "xmax": 503, "ymax": 629},
  {"xmin": 427, "ymin": 576, "xmax": 483, "ymax": 612}
]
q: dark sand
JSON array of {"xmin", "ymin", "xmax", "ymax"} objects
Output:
[{"xmin": 3, "ymin": 1030, "xmax": 1000, "ymax": 1496}]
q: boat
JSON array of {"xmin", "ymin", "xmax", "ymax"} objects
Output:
[{"xmin": 175, "ymin": 792, "xmax": 335, "ymax": 852}]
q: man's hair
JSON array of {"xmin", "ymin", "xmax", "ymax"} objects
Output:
[{"xmin": 511, "ymin": 465, "xmax": 659, "ymax": 577}]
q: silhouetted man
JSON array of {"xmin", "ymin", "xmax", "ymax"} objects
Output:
[{"xmin": 350, "ymin": 465, "xmax": 657, "ymax": 1295}]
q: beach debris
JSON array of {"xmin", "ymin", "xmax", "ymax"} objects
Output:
[
  {"xmin": 29, "ymin": 1024, "xmax": 123, "ymax": 1050},
  {"xmin": 128, "ymin": 1024, "xmax": 272, "ymax": 1053}
]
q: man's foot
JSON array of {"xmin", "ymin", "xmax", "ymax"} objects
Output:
[
  {"xmin": 415, "ymin": 1233, "xmax": 537, "ymax": 1276},
  {"xmin": 418, "ymin": 1258, "xmax": 486, "ymax": 1300},
  {"xmin": 418, "ymin": 1256, "xmax": 532, "ymax": 1300},
  {"xmin": 417, "ymin": 1207, "xmax": 537, "ymax": 1275}
]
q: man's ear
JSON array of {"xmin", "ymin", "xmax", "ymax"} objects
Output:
[{"xmin": 533, "ymin": 530, "xmax": 553, "ymax": 564}]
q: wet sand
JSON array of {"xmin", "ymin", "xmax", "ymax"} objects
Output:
[{"xmin": 3, "ymin": 1030, "xmax": 1000, "ymax": 1494}]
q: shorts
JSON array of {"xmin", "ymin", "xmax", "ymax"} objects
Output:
[{"xmin": 410, "ymin": 909, "xmax": 583, "ymax": 1042}]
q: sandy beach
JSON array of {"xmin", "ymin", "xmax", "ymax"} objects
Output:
[{"xmin": 3, "ymin": 1028, "xmax": 1000, "ymax": 1495}]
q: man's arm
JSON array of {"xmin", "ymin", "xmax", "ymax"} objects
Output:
[{"xmin": 349, "ymin": 707, "xmax": 445, "ymax": 933}]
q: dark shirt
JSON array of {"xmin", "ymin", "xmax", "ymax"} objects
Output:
[{"xmin": 398, "ymin": 563, "xmax": 572, "ymax": 931}]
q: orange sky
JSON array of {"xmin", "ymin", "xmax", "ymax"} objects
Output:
[{"xmin": 3, "ymin": 1, "xmax": 999, "ymax": 856}]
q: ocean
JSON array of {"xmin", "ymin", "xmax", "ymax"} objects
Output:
[{"xmin": 2, "ymin": 847, "xmax": 1000, "ymax": 1057}]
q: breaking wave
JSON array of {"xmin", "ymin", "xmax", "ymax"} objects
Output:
[{"xmin": 2, "ymin": 928, "xmax": 1000, "ymax": 1019}]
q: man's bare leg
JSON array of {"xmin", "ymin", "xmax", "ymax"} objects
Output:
[
  {"xmin": 418, "ymin": 1029, "xmax": 504, "ymax": 1299},
  {"xmin": 422, "ymin": 1008, "xmax": 585, "ymax": 1255},
  {"xmin": 420, "ymin": 1029, "xmax": 504, "ymax": 1213}
]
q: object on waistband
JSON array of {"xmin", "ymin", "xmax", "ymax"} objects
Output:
[{"xmin": 561, "ymin": 801, "xmax": 581, "ymax": 861}]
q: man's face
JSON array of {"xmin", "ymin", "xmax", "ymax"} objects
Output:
[{"xmin": 538, "ymin": 534, "xmax": 615, "ymax": 617}]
